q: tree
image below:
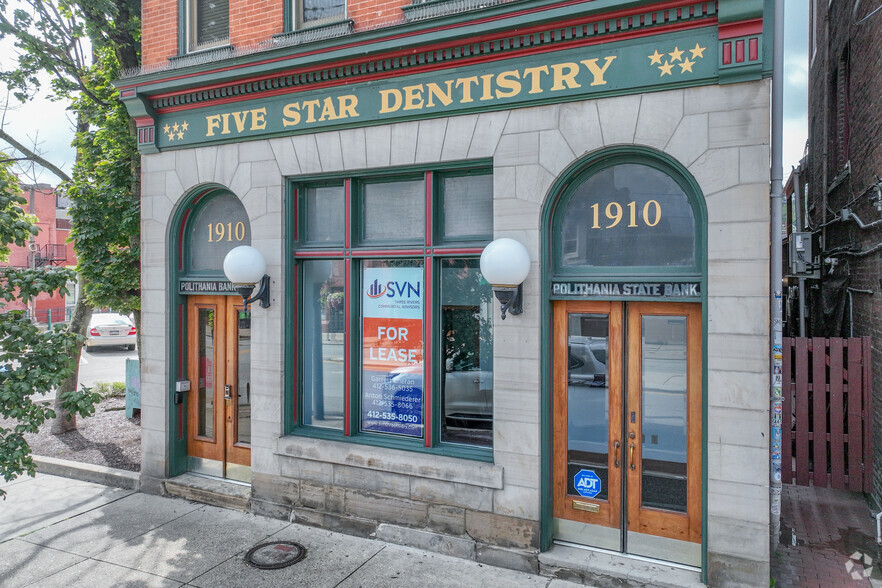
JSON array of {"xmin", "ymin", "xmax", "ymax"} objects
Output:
[
  {"xmin": 0, "ymin": 159, "xmax": 99, "ymax": 497},
  {"xmin": 0, "ymin": 0, "xmax": 141, "ymax": 435}
]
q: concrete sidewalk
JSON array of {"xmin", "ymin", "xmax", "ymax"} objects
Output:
[{"xmin": 0, "ymin": 472, "xmax": 585, "ymax": 587}]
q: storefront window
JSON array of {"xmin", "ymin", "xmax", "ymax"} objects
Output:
[{"xmin": 292, "ymin": 166, "xmax": 494, "ymax": 454}]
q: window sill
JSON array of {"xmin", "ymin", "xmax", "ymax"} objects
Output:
[
  {"xmin": 275, "ymin": 433, "xmax": 503, "ymax": 489},
  {"xmin": 272, "ymin": 19, "xmax": 354, "ymax": 49},
  {"xmin": 402, "ymin": 0, "xmax": 506, "ymax": 22},
  {"xmin": 168, "ymin": 45, "xmax": 235, "ymax": 68}
]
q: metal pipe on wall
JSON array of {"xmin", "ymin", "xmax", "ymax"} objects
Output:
[{"xmin": 770, "ymin": 0, "xmax": 785, "ymax": 550}]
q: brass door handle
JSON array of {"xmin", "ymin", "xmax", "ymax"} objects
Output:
[
  {"xmin": 629, "ymin": 442, "xmax": 636, "ymax": 470},
  {"xmin": 614, "ymin": 440, "xmax": 621, "ymax": 468}
]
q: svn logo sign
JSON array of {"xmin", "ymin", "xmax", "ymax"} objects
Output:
[{"xmin": 366, "ymin": 279, "xmax": 421, "ymax": 299}]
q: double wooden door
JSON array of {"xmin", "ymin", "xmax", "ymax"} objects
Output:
[
  {"xmin": 187, "ymin": 296, "xmax": 251, "ymax": 482},
  {"xmin": 553, "ymin": 300, "xmax": 701, "ymax": 565}
]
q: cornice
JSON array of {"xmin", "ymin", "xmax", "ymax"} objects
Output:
[{"xmin": 127, "ymin": 0, "xmax": 718, "ymax": 114}]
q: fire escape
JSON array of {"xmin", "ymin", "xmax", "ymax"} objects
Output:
[{"xmin": 31, "ymin": 244, "xmax": 67, "ymax": 267}]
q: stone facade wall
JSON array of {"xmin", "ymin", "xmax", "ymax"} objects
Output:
[{"xmin": 140, "ymin": 79, "xmax": 770, "ymax": 586}]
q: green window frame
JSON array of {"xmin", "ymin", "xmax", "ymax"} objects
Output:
[
  {"xmin": 286, "ymin": 163, "xmax": 495, "ymax": 461},
  {"xmin": 182, "ymin": 0, "xmax": 230, "ymax": 54}
]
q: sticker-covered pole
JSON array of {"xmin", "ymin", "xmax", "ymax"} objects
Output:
[{"xmin": 769, "ymin": 0, "xmax": 785, "ymax": 551}]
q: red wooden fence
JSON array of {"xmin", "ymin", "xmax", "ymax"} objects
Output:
[{"xmin": 782, "ymin": 337, "xmax": 873, "ymax": 492}]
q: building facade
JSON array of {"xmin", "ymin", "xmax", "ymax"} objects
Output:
[
  {"xmin": 122, "ymin": 1, "xmax": 773, "ymax": 585},
  {"xmin": 0, "ymin": 184, "xmax": 76, "ymax": 322},
  {"xmin": 803, "ymin": 1, "xmax": 882, "ymax": 503}
]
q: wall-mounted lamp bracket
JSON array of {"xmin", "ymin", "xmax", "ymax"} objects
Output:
[
  {"xmin": 492, "ymin": 284, "xmax": 523, "ymax": 320},
  {"xmin": 236, "ymin": 274, "xmax": 271, "ymax": 311}
]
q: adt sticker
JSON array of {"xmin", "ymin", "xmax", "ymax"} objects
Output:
[{"xmin": 573, "ymin": 469, "xmax": 601, "ymax": 498}]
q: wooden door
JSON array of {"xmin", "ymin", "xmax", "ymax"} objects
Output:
[
  {"xmin": 625, "ymin": 301, "xmax": 701, "ymax": 544},
  {"xmin": 187, "ymin": 296, "xmax": 251, "ymax": 473}
]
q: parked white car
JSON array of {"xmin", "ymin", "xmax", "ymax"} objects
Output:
[{"xmin": 85, "ymin": 313, "xmax": 136, "ymax": 351}]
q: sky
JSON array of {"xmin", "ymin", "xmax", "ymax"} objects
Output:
[{"xmin": 0, "ymin": 2, "xmax": 809, "ymax": 185}]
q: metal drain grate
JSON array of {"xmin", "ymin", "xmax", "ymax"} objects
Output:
[{"xmin": 244, "ymin": 541, "xmax": 307, "ymax": 570}]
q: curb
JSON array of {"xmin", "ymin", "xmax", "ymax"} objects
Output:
[{"xmin": 33, "ymin": 455, "xmax": 140, "ymax": 491}]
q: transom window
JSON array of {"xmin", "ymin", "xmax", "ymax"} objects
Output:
[
  {"xmin": 290, "ymin": 166, "xmax": 495, "ymax": 456},
  {"xmin": 187, "ymin": 0, "xmax": 229, "ymax": 52}
]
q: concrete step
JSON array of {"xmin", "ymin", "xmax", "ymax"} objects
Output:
[
  {"xmin": 164, "ymin": 473, "xmax": 251, "ymax": 511},
  {"xmin": 539, "ymin": 543, "xmax": 705, "ymax": 588}
]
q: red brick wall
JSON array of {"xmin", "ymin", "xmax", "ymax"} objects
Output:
[
  {"xmin": 231, "ymin": 0, "xmax": 284, "ymax": 47},
  {"xmin": 141, "ymin": 0, "xmax": 414, "ymax": 68},
  {"xmin": 805, "ymin": 1, "xmax": 882, "ymax": 504},
  {"xmin": 349, "ymin": 0, "xmax": 406, "ymax": 31},
  {"xmin": 142, "ymin": 0, "xmax": 180, "ymax": 67}
]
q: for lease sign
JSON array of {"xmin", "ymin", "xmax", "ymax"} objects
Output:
[{"xmin": 361, "ymin": 267, "xmax": 424, "ymax": 437}]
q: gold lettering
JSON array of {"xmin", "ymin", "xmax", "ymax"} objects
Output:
[
  {"xmin": 581, "ymin": 56, "xmax": 617, "ymax": 86},
  {"xmin": 220, "ymin": 113, "xmax": 231, "ymax": 135},
  {"xmin": 495, "ymin": 70, "xmax": 521, "ymax": 99},
  {"xmin": 551, "ymin": 63, "xmax": 581, "ymax": 91},
  {"xmin": 403, "ymin": 85, "xmax": 424, "ymax": 110},
  {"xmin": 206, "ymin": 114, "xmax": 222, "ymax": 136},
  {"xmin": 455, "ymin": 76, "xmax": 479, "ymax": 103},
  {"xmin": 480, "ymin": 74, "xmax": 494, "ymax": 101},
  {"xmin": 522, "ymin": 66, "xmax": 549, "ymax": 94},
  {"xmin": 282, "ymin": 103, "xmax": 301, "ymax": 127},
  {"xmin": 379, "ymin": 89, "xmax": 402, "ymax": 113},
  {"xmin": 319, "ymin": 97, "xmax": 340, "ymax": 121},
  {"xmin": 426, "ymin": 82, "xmax": 453, "ymax": 108},
  {"xmin": 251, "ymin": 107, "xmax": 267, "ymax": 130},
  {"xmin": 302, "ymin": 99, "xmax": 321, "ymax": 123},
  {"xmin": 232, "ymin": 111, "xmax": 249, "ymax": 133},
  {"xmin": 338, "ymin": 95, "xmax": 359, "ymax": 118}
]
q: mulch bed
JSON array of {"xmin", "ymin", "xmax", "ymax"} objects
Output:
[{"xmin": 0, "ymin": 396, "xmax": 141, "ymax": 472}]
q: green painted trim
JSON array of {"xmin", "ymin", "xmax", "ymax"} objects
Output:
[
  {"xmin": 717, "ymin": 0, "xmax": 763, "ymax": 24},
  {"xmin": 177, "ymin": 0, "xmax": 186, "ymax": 57},
  {"xmin": 283, "ymin": 0, "xmax": 293, "ymax": 32},
  {"xmin": 538, "ymin": 145, "xmax": 709, "ymax": 567},
  {"xmin": 284, "ymin": 161, "xmax": 494, "ymax": 462},
  {"xmin": 284, "ymin": 180, "xmax": 296, "ymax": 434}
]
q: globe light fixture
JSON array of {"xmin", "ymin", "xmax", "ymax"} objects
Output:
[
  {"xmin": 479, "ymin": 238, "xmax": 530, "ymax": 319},
  {"xmin": 223, "ymin": 245, "xmax": 271, "ymax": 310}
]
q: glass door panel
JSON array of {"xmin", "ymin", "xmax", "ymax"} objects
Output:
[
  {"xmin": 197, "ymin": 308, "xmax": 216, "ymax": 439},
  {"xmin": 553, "ymin": 301, "xmax": 622, "ymax": 542},
  {"xmin": 626, "ymin": 302, "xmax": 701, "ymax": 559}
]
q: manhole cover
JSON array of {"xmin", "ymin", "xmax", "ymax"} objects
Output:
[{"xmin": 244, "ymin": 541, "xmax": 307, "ymax": 570}]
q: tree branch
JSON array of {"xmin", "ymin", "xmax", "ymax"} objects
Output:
[{"xmin": 0, "ymin": 128, "xmax": 70, "ymax": 183}]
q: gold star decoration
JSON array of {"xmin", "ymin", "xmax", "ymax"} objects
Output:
[
  {"xmin": 690, "ymin": 43, "xmax": 706, "ymax": 59},
  {"xmin": 668, "ymin": 46, "xmax": 684, "ymax": 62},
  {"xmin": 648, "ymin": 50, "xmax": 664, "ymax": 65},
  {"xmin": 163, "ymin": 121, "xmax": 187, "ymax": 142},
  {"xmin": 658, "ymin": 61, "xmax": 674, "ymax": 76},
  {"xmin": 679, "ymin": 58, "xmax": 695, "ymax": 73}
]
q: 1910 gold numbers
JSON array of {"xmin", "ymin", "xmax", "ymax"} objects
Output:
[
  {"xmin": 207, "ymin": 222, "xmax": 246, "ymax": 242},
  {"xmin": 590, "ymin": 200, "xmax": 661, "ymax": 229}
]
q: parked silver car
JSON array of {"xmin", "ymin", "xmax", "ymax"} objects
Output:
[{"xmin": 85, "ymin": 313, "xmax": 136, "ymax": 351}]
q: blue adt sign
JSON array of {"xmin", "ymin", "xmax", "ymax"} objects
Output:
[{"xmin": 573, "ymin": 469, "xmax": 601, "ymax": 498}]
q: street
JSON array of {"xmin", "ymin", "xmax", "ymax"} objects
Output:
[{"xmin": 79, "ymin": 346, "xmax": 137, "ymax": 390}]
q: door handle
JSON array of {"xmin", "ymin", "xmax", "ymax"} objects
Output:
[
  {"xmin": 224, "ymin": 384, "xmax": 233, "ymax": 400},
  {"xmin": 629, "ymin": 442, "xmax": 636, "ymax": 470},
  {"xmin": 613, "ymin": 440, "xmax": 621, "ymax": 468}
]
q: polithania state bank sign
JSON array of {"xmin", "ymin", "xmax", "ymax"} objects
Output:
[{"xmin": 149, "ymin": 29, "xmax": 717, "ymax": 149}]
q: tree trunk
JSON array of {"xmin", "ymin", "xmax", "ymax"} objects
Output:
[{"xmin": 51, "ymin": 275, "xmax": 93, "ymax": 434}]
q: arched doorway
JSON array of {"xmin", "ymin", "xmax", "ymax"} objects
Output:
[
  {"xmin": 169, "ymin": 187, "xmax": 253, "ymax": 483},
  {"xmin": 542, "ymin": 147, "xmax": 707, "ymax": 566}
]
